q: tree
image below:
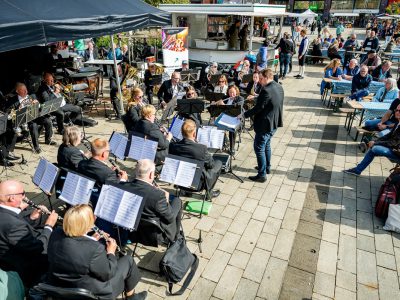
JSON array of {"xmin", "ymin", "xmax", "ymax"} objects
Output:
[
  {"xmin": 386, "ymin": 0, "xmax": 400, "ymax": 15},
  {"xmin": 144, "ymin": 0, "xmax": 189, "ymax": 7}
]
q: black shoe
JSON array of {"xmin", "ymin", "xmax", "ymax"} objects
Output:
[
  {"xmin": 248, "ymin": 175, "xmax": 267, "ymax": 183},
  {"xmin": 254, "ymin": 166, "xmax": 270, "ymax": 174},
  {"xmin": 34, "ymin": 147, "xmax": 42, "ymax": 154},
  {"xmin": 45, "ymin": 140, "xmax": 57, "ymax": 146},
  {"xmin": 127, "ymin": 291, "xmax": 148, "ymax": 300},
  {"xmin": 294, "ymin": 75, "xmax": 301, "ymax": 78},
  {"xmin": 6, "ymin": 153, "xmax": 20, "ymax": 161},
  {"xmin": 296, "ymin": 76, "xmax": 304, "ymax": 79},
  {"xmin": 1, "ymin": 160, "xmax": 14, "ymax": 167},
  {"xmin": 212, "ymin": 189, "xmax": 221, "ymax": 198}
]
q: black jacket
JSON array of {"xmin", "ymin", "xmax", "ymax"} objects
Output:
[
  {"xmin": 245, "ymin": 81, "xmax": 263, "ymax": 95},
  {"xmin": 83, "ymin": 48, "xmax": 99, "ymax": 62},
  {"xmin": 77, "ymin": 158, "xmax": 119, "ymax": 188},
  {"xmin": 371, "ymin": 65, "xmax": 392, "ymax": 82},
  {"xmin": 169, "ymin": 138, "xmax": 222, "ymax": 190},
  {"xmin": 275, "ymin": 38, "xmax": 294, "ymax": 54},
  {"xmin": 125, "ymin": 104, "xmax": 142, "ymax": 132},
  {"xmin": 0, "ymin": 207, "xmax": 51, "ymax": 286},
  {"xmin": 36, "ymin": 83, "xmax": 57, "ymax": 104},
  {"xmin": 47, "ymin": 228, "xmax": 118, "ymax": 300},
  {"xmin": 134, "ymin": 119, "xmax": 169, "ymax": 164},
  {"xmin": 120, "ymin": 179, "xmax": 180, "ymax": 242},
  {"xmin": 157, "ymin": 79, "xmax": 183, "ymax": 103},
  {"xmin": 351, "ymin": 73, "xmax": 372, "ymax": 93},
  {"xmin": 375, "ymin": 122, "xmax": 400, "ymax": 149},
  {"xmin": 57, "ymin": 144, "xmax": 86, "ymax": 171},
  {"xmin": 244, "ymin": 81, "xmax": 284, "ymax": 134}
]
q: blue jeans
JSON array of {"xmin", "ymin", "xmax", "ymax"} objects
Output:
[
  {"xmin": 349, "ymin": 89, "xmax": 369, "ymax": 101},
  {"xmin": 76, "ymin": 50, "xmax": 85, "ymax": 57},
  {"xmin": 355, "ymin": 145, "xmax": 399, "ymax": 173},
  {"xmin": 364, "ymin": 119, "xmax": 394, "ymax": 131},
  {"xmin": 279, "ymin": 53, "xmax": 291, "ymax": 77},
  {"xmin": 254, "ymin": 130, "xmax": 276, "ymax": 177}
]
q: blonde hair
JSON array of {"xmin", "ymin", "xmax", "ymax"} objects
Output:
[
  {"xmin": 63, "ymin": 204, "xmax": 95, "ymax": 237},
  {"xmin": 324, "ymin": 58, "xmax": 341, "ymax": 72},
  {"xmin": 62, "ymin": 126, "xmax": 81, "ymax": 147},
  {"xmin": 227, "ymin": 85, "xmax": 240, "ymax": 96},
  {"xmin": 90, "ymin": 138, "xmax": 109, "ymax": 156},
  {"xmin": 181, "ymin": 119, "xmax": 196, "ymax": 138},
  {"xmin": 127, "ymin": 87, "xmax": 143, "ymax": 109},
  {"xmin": 218, "ymin": 75, "xmax": 228, "ymax": 85},
  {"xmin": 141, "ymin": 104, "xmax": 156, "ymax": 119},
  {"xmin": 185, "ymin": 86, "xmax": 198, "ymax": 98}
]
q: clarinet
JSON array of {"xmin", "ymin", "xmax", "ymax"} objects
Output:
[
  {"xmin": 92, "ymin": 226, "xmax": 121, "ymax": 253},
  {"xmin": 108, "ymin": 159, "xmax": 120, "ymax": 176},
  {"xmin": 22, "ymin": 197, "xmax": 63, "ymax": 221}
]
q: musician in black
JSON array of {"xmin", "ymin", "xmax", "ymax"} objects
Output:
[
  {"xmin": 177, "ymin": 86, "xmax": 202, "ymax": 128},
  {"xmin": 124, "ymin": 88, "xmax": 145, "ymax": 132},
  {"xmin": 57, "ymin": 126, "xmax": 87, "ymax": 171},
  {"xmin": 109, "ymin": 64, "xmax": 127, "ymax": 119},
  {"xmin": 44, "ymin": 44, "xmax": 63, "ymax": 73},
  {"xmin": 157, "ymin": 71, "xmax": 184, "ymax": 109},
  {"xmin": 47, "ymin": 204, "xmax": 146, "ymax": 300},
  {"xmin": 6, "ymin": 83, "xmax": 55, "ymax": 153},
  {"xmin": 169, "ymin": 119, "xmax": 222, "ymax": 199},
  {"xmin": 0, "ymin": 91, "xmax": 19, "ymax": 165},
  {"xmin": 0, "ymin": 180, "xmax": 58, "ymax": 287},
  {"xmin": 134, "ymin": 105, "xmax": 172, "ymax": 165},
  {"xmin": 245, "ymin": 72, "xmax": 262, "ymax": 102},
  {"xmin": 143, "ymin": 63, "xmax": 157, "ymax": 105},
  {"xmin": 36, "ymin": 73, "xmax": 81, "ymax": 134}
]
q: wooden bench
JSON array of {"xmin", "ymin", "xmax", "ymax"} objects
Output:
[
  {"xmin": 305, "ymin": 55, "xmax": 330, "ymax": 65},
  {"xmin": 355, "ymin": 126, "xmax": 377, "ymax": 142},
  {"xmin": 338, "ymin": 107, "xmax": 355, "ymax": 129}
]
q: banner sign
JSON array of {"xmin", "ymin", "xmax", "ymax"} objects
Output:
[{"xmin": 162, "ymin": 27, "xmax": 189, "ymax": 74}]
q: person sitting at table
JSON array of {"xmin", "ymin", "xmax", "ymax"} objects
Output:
[
  {"xmin": 327, "ymin": 40, "xmax": 342, "ymax": 61},
  {"xmin": 361, "ymin": 30, "xmax": 379, "ymax": 52},
  {"xmin": 310, "ymin": 38, "xmax": 323, "ymax": 64},
  {"xmin": 344, "ymin": 103, "xmax": 400, "ymax": 176},
  {"xmin": 347, "ymin": 65, "xmax": 372, "ymax": 102},
  {"xmin": 372, "ymin": 78, "xmax": 399, "ymax": 103},
  {"xmin": 371, "ymin": 60, "xmax": 393, "ymax": 82},
  {"xmin": 169, "ymin": 120, "xmax": 222, "ymax": 199},
  {"xmin": 320, "ymin": 58, "xmax": 343, "ymax": 95},
  {"xmin": 83, "ymin": 41, "xmax": 98, "ymax": 62},
  {"xmin": 106, "ymin": 43, "xmax": 122, "ymax": 60},
  {"xmin": 178, "ymin": 86, "xmax": 202, "ymax": 128},
  {"xmin": 57, "ymin": 126, "xmax": 87, "ymax": 171},
  {"xmin": 321, "ymin": 38, "xmax": 331, "ymax": 49},
  {"xmin": 44, "ymin": 44, "xmax": 63, "ymax": 73},
  {"xmin": 157, "ymin": 71, "xmax": 184, "ymax": 109},
  {"xmin": 214, "ymin": 75, "xmax": 228, "ymax": 94},
  {"xmin": 47, "ymin": 204, "xmax": 147, "ymax": 300},
  {"xmin": 124, "ymin": 88, "xmax": 145, "ymax": 132},
  {"xmin": 134, "ymin": 105, "xmax": 172, "ymax": 165},
  {"xmin": 342, "ymin": 59, "xmax": 360, "ymax": 81},
  {"xmin": 384, "ymin": 37, "xmax": 396, "ymax": 53},
  {"xmin": 364, "ymin": 93, "xmax": 400, "ymax": 131},
  {"xmin": 342, "ymin": 34, "xmax": 359, "ymax": 66},
  {"xmin": 361, "ymin": 50, "xmax": 382, "ymax": 73}
]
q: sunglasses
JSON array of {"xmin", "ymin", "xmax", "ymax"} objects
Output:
[{"xmin": 395, "ymin": 109, "xmax": 400, "ymax": 112}]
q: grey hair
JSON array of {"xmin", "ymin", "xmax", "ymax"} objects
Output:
[
  {"xmin": 387, "ymin": 78, "xmax": 397, "ymax": 91},
  {"xmin": 135, "ymin": 159, "xmax": 156, "ymax": 179}
]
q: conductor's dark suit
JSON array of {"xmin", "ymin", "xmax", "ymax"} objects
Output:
[
  {"xmin": 121, "ymin": 179, "xmax": 181, "ymax": 242},
  {"xmin": 169, "ymin": 138, "xmax": 222, "ymax": 190},
  {"xmin": 0, "ymin": 206, "xmax": 51, "ymax": 286},
  {"xmin": 134, "ymin": 119, "xmax": 169, "ymax": 165},
  {"xmin": 157, "ymin": 79, "xmax": 184, "ymax": 104},
  {"xmin": 57, "ymin": 144, "xmax": 86, "ymax": 170},
  {"xmin": 77, "ymin": 158, "xmax": 119, "ymax": 188}
]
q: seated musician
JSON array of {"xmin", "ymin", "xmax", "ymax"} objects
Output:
[
  {"xmin": 236, "ymin": 60, "xmax": 251, "ymax": 88},
  {"xmin": 0, "ymin": 91, "xmax": 19, "ymax": 165},
  {"xmin": 123, "ymin": 159, "xmax": 182, "ymax": 242},
  {"xmin": 214, "ymin": 75, "xmax": 228, "ymax": 94},
  {"xmin": 134, "ymin": 105, "xmax": 172, "ymax": 165},
  {"xmin": 144, "ymin": 63, "xmax": 157, "ymax": 105},
  {"xmin": 44, "ymin": 44, "xmax": 63, "ymax": 73},
  {"xmin": 0, "ymin": 180, "xmax": 58, "ymax": 287},
  {"xmin": 177, "ymin": 86, "xmax": 202, "ymax": 128},
  {"xmin": 125, "ymin": 88, "xmax": 145, "ymax": 132},
  {"xmin": 83, "ymin": 41, "xmax": 99, "ymax": 62},
  {"xmin": 78, "ymin": 138, "xmax": 128, "ymax": 189},
  {"xmin": 36, "ymin": 73, "xmax": 81, "ymax": 134},
  {"xmin": 47, "ymin": 204, "xmax": 146, "ymax": 300},
  {"xmin": 207, "ymin": 62, "xmax": 219, "ymax": 83},
  {"xmin": 57, "ymin": 126, "xmax": 87, "ymax": 171},
  {"xmin": 371, "ymin": 60, "xmax": 393, "ymax": 82},
  {"xmin": 157, "ymin": 71, "xmax": 184, "ymax": 109},
  {"xmin": 169, "ymin": 120, "xmax": 222, "ymax": 199},
  {"xmin": 6, "ymin": 82, "xmax": 56, "ymax": 153},
  {"xmin": 245, "ymin": 72, "xmax": 262, "ymax": 102},
  {"xmin": 175, "ymin": 60, "xmax": 189, "ymax": 72}
]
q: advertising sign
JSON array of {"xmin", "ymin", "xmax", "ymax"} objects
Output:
[{"xmin": 162, "ymin": 27, "xmax": 189, "ymax": 74}]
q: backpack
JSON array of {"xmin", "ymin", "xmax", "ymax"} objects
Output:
[
  {"xmin": 159, "ymin": 235, "xmax": 199, "ymax": 295},
  {"xmin": 375, "ymin": 168, "xmax": 400, "ymax": 219}
]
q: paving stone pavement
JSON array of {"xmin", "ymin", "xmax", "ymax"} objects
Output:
[{"xmin": 4, "ymin": 32, "xmax": 400, "ymax": 299}]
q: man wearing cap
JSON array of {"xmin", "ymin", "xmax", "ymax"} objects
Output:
[
  {"xmin": 175, "ymin": 60, "xmax": 190, "ymax": 72},
  {"xmin": 361, "ymin": 50, "xmax": 382, "ymax": 72}
]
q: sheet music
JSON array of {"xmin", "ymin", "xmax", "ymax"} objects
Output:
[
  {"xmin": 39, "ymin": 162, "xmax": 59, "ymax": 194},
  {"xmin": 169, "ymin": 117, "xmax": 184, "ymax": 140},
  {"xmin": 218, "ymin": 113, "xmax": 241, "ymax": 129},
  {"xmin": 115, "ymin": 135, "xmax": 128, "ymax": 160},
  {"xmin": 197, "ymin": 126, "xmax": 211, "ymax": 146},
  {"xmin": 114, "ymin": 193, "xmax": 143, "ymax": 229},
  {"xmin": 128, "ymin": 135, "xmax": 158, "ymax": 161},
  {"xmin": 141, "ymin": 139, "xmax": 158, "ymax": 161},
  {"xmin": 175, "ymin": 161, "xmax": 197, "ymax": 188},
  {"xmin": 209, "ymin": 127, "xmax": 225, "ymax": 149},
  {"xmin": 94, "ymin": 185, "xmax": 124, "ymax": 224},
  {"xmin": 59, "ymin": 172, "xmax": 95, "ymax": 205},
  {"xmin": 160, "ymin": 157, "xmax": 180, "ymax": 184},
  {"xmin": 33, "ymin": 159, "xmax": 46, "ymax": 186}
]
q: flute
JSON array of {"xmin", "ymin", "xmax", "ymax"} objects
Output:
[
  {"xmin": 22, "ymin": 197, "xmax": 63, "ymax": 221},
  {"xmin": 92, "ymin": 226, "xmax": 121, "ymax": 252}
]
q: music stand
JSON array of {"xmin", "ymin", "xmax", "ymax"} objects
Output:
[
  {"xmin": 241, "ymin": 73, "xmax": 253, "ymax": 84},
  {"xmin": 39, "ymin": 98, "xmax": 63, "ymax": 116},
  {"xmin": 58, "ymin": 170, "xmax": 96, "ymax": 206},
  {"xmin": 209, "ymin": 74, "xmax": 221, "ymax": 85},
  {"xmin": 32, "ymin": 158, "xmax": 60, "ymax": 210},
  {"xmin": 125, "ymin": 131, "xmax": 158, "ymax": 162},
  {"xmin": 15, "ymin": 104, "xmax": 40, "ymax": 152},
  {"xmin": 207, "ymin": 104, "xmax": 241, "ymax": 119},
  {"xmin": 204, "ymin": 91, "xmax": 225, "ymax": 103},
  {"xmin": 177, "ymin": 99, "xmax": 205, "ymax": 114},
  {"xmin": 181, "ymin": 70, "xmax": 200, "ymax": 82}
]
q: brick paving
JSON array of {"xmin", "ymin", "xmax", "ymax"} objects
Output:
[{"xmin": 4, "ymin": 28, "xmax": 400, "ymax": 299}]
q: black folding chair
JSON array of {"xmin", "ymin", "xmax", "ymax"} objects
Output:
[{"xmin": 30, "ymin": 283, "xmax": 99, "ymax": 300}]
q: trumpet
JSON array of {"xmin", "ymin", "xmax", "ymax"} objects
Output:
[
  {"xmin": 54, "ymin": 81, "xmax": 74, "ymax": 104},
  {"xmin": 22, "ymin": 197, "xmax": 63, "ymax": 221}
]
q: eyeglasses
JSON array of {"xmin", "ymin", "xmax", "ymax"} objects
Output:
[
  {"xmin": 0, "ymin": 191, "xmax": 25, "ymax": 197},
  {"xmin": 187, "ymin": 92, "xmax": 195, "ymax": 96},
  {"xmin": 395, "ymin": 109, "xmax": 400, "ymax": 112},
  {"xmin": 136, "ymin": 95, "xmax": 143, "ymax": 98}
]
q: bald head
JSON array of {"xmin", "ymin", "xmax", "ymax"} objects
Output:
[
  {"xmin": 0, "ymin": 180, "xmax": 25, "ymax": 207},
  {"xmin": 135, "ymin": 159, "xmax": 155, "ymax": 182}
]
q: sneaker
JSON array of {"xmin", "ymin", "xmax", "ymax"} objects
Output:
[
  {"xmin": 358, "ymin": 142, "xmax": 367, "ymax": 153},
  {"xmin": 343, "ymin": 168, "xmax": 360, "ymax": 176}
]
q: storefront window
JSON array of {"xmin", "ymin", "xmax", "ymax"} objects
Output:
[
  {"xmin": 354, "ymin": 0, "xmax": 380, "ymax": 9},
  {"xmin": 293, "ymin": 1, "xmax": 324, "ymax": 12},
  {"xmin": 330, "ymin": 0, "xmax": 354, "ymax": 10},
  {"xmin": 207, "ymin": 16, "xmax": 232, "ymax": 38}
]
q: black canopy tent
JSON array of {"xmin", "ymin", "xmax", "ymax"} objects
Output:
[{"xmin": 0, "ymin": 0, "xmax": 171, "ymax": 106}]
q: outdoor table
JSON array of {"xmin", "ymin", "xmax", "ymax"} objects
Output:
[{"xmin": 84, "ymin": 59, "xmax": 122, "ymax": 66}]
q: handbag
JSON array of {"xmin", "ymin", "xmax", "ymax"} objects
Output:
[{"xmin": 159, "ymin": 235, "xmax": 198, "ymax": 295}]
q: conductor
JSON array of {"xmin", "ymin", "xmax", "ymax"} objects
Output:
[{"xmin": 239, "ymin": 69, "xmax": 284, "ymax": 182}]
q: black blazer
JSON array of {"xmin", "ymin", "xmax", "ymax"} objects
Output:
[
  {"xmin": 0, "ymin": 207, "xmax": 51, "ymax": 286},
  {"xmin": 244, "ymin": 81, "xmax": 284, "ymax": 134},
  {"xmin": 245, "ymin": 81, "xmax": 262, "ymax": 95},
  {"xmin": 36, "ymin": 83, "xmax": 57, "ymax": 104},
  {"xmin": 371, "ymin": 65, "xmax": 392, "ymax": 82},
  {"xmin": 4, "ymin": 95, "xmax": 20, "ymax": 112},
  {"xmin": 83, "ymin": 48, "xmax": 99, "ymax": 61},
  {"xmin": 57, "ymin": 144, "xmax": 86, "ymax": 171},
  {"xmin": 47, "ymin": 228, "xmax": 118, "ymax": 300},
  {"xmin": 157, "ymin": 79, "xmax": 183, "ymax": 103},
  {"xmin": 77, "ymin": 158, "xmax": 119, "ymax": 188},
  {"xmin": 134, "ymin": 119, "xmax": 169, "ymax": 165},
  {"xmin": 120, "ymin": 179, "xmax": 179, "ymax": 242},
  {"xmin": 125, "ymin": 104, "xmax": 141, "ymax": 132}
]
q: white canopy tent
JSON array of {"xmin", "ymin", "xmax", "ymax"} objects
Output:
[{"xmin": 287, "ymin": 9, "xmax": 317, "ymax": 25}]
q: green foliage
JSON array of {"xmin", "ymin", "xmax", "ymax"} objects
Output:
[
  {"xmin": 144, "ymin": 0, "xmax": 189, "ymax": 8},
  {"xmin": 386, "ymin": 0, "xmax": 400, "ymax": 15}
]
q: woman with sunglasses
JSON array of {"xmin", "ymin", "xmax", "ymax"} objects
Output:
[
  {"xmin": 344, "ymin": 103, "xmax": 400, "ymax": 176},
  {"xmin": 125, "ymin": 88, "xmax": 146, "ymax": 132},
  {"xmin": 214, "ymin": 75, "xmax": 228, "ymax": 94},
  {"xmin": 178, "ymin": 86, "xmax": 202, "ymax": 128}
]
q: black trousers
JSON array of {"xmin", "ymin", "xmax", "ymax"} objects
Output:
[
  {"xmin": 145, "ymin": 87, "xmax": 153, "ymax": 105},
  {"xmin": 29, "ymin": 116, "xmax": 53, "ymax": 148},
  {"xmin": 52, "ymin": 104, "xmax": 81, "ymax": 132},
  {"xmin": 111, "ymin": 255, "xmax": 141, "ymax": 299}
]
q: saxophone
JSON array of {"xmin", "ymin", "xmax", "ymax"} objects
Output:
[
  {"xmin": 121, "ymin": 64, "xmax": 139, "ymax": 101},
  {"xmin": 152, "ymin": 64, "xmax": 165, "ymax": 95}
]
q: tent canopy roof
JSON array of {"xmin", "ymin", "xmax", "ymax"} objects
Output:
[
  {"xmin": 287, "ymin": 9, "xmax": 317, "ymax": 18},
  {"xmin": 0, "ymin": 0, "xmax": 171, "ymax": 53}
]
